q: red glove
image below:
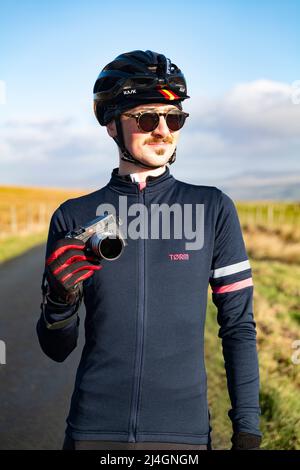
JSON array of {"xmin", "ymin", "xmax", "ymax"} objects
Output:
[{"xmin": 45, "ymin": 237, "xmax": 102, "ymax": 305}]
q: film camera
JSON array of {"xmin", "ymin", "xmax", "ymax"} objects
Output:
[{"xmin": 65, "ymin": 213, "xmax": 126, "ymax": 261}]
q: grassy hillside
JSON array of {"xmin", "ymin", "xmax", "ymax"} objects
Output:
[
  {"xmin": 206, "ymin": 253, "xmax": 300, "ymax": 449},
  {"xmin": 0, "ymin": 185, "xmax": 85, "ymax": 262},
  {"xmin": 0, "ymin": 185, "xmax": 86, "ymax": 203}
]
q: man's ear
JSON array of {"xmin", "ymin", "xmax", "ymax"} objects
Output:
[{"xmin": 106, "ymin": 120, "xmax": 117, "ymax": 138}]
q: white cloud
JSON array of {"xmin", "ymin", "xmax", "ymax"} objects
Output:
[
  {"xmin": 1, "ymin": 79, "xmax": 300, "ymax": 186},
  {"xmin": 0, "ymin": 116, "xmax": 117, "ymax": 186}
]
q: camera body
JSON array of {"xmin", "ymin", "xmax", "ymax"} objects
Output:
[{"xmin": 65, "ymin": 213, "xmax": 126, "ymax": 261}]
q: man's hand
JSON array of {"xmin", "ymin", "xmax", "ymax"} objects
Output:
[
  {"xmin": 230, "ymin": 431, "xmax": 262, "ymax": 450},
  {"xmin": 45, "ymin": 237, "xmax": 102, "ymax": 305}
]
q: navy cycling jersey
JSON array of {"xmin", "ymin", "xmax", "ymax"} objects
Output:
[{"xmin": 36, "ymin": 166, "xmax": 262, "ymax": 445}]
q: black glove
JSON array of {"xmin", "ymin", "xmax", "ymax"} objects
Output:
[
  {"xmin": 230, "ymin": 431, "xmax": 262, "ymax": 450},
  {"xmin": 45, "ymin": 237, "xmax": 102, "ymax": 305}
]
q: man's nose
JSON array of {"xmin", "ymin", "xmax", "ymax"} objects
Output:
[{"xmin": 152, "ymin": 115, "xmax": 170, "ymax": 138}]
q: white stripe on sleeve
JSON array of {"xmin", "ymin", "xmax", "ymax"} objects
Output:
[{"xmin": 210, "ymin": 259, "xmax": 251, "ymax": 279}]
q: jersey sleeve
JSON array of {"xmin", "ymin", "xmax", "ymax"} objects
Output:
[
  {"xmin": 209, "ymin": 190, "xmax": 262, "ymax": 437},
  {"xmin": 36, "ymin": 205, "xmax": 81, "ymax": 362}
]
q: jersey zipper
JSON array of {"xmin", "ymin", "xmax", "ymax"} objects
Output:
[{"xmin": 128, "ymin": 182, "xmax": 146, "ymax": 442}]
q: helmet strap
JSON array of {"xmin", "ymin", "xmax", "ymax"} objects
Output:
[{"xmin": 113, "ymin": 110, "xmax": 177, "ymax": 170}]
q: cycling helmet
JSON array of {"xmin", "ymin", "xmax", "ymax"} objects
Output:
[{"xmin": 93, "ymin": 50, "xmax": 190, "ymax": 169}]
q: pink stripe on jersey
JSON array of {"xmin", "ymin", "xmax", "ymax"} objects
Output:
[
  {"xmin": 212, "ymin": 277, "xmax": 253, "ymax": 294},
  {"xmin": 138, "ymin": 182, "xmax": 146, "ymax": 191}
]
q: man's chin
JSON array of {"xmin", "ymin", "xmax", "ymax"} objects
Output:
[
  {"xmin": 140, "ymin": 154, "xmax": 171, "ymax": 166},
  {"xmin": 144, "ymin": 146, "xmax": 174, "ymax": 161}
]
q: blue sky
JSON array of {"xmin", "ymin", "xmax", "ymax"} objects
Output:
[{"xmin": 1, "ymin": 0, "xmax": 300, "ymax": 191}]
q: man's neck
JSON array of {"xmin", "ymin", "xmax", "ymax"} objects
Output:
[{"xmin": 118, "ymin": 160, "xmax": 167, "ymax": 183}]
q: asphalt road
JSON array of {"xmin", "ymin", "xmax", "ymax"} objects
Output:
[{"xmin": 0, "ymin": 243, "xmax": 85, "ymax": 450}]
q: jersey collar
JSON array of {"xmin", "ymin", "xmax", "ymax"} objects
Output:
[{"xmin": 107, "ymin": 166, "xmax": 176, "ymax": 194}]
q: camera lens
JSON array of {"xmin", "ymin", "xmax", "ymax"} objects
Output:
[
  {"xmin": 99, "ymin": 237, "xmax": 124, "ymax": 260},
  {"xmin": 89, "ymin": 232, "xmax": 124, "ymax": 260}
]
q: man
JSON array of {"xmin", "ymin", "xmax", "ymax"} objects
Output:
[{"xmin": 36, "ymin": 50, "xmax": 263, "ymax": 451}]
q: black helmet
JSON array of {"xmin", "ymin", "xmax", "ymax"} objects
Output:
[{"xmin": 93, "ymin": 50, "xmax": 190, "ymax": 169}]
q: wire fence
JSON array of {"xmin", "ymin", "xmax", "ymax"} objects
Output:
[
  {"xmin": 0, "ymin": 203, "xmax": 57, "ymax": 239},
  {"xmin": 236, "ymin": 202, "xmax": 300, "ymax": 229},
  {"xmin": 0, "ymin": 201, "xmax": 299, "ymax": 239}
]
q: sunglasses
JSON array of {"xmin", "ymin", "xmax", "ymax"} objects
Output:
[{"xmin": 122, "ymin": 109, "xmax": 189, "ymax": 132}]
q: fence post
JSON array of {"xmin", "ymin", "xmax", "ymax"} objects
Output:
[
  {"xmin": 38, "ymin": 203, "xmax": 47, "ymax": 228},
  {"xmin": 267, "ymin": 204, "xmax": 274, "ymax": 229},
  {"xmin": 10, "ymin": 205, "xmax": 18, "ymax": 234},
  {"xmin": 27, "ymin": 204, "xmax": 33, "ymax": 232}
]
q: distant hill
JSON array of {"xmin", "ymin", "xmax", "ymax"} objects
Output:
[{"xmin": 214, "ymin": 171, "xmax": 300, "ymax": 200}]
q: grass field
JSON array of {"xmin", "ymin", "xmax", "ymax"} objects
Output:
[
  {"xmin": 0, "ymin": 185, "xmax": 85, "ymax": 239},
  {"xmin": 206, "ymin": 215, "xmax": 300, "ymax": 450},
  {"xmin": 206, "ymin": 257, "xmax": 300, "ymax": 450},
  {"xmin": 0, "ymin": 185, "xmax": 86, "ymax": 204},
  {"xmin": 236, "ymin": 201, "xmax": 300, "ymax": 229},
  {"xmin": 0, "ymin": 230, "xmax": 48, "ymax": 264},
  {"xmin": 0, "ymin": 186, "xmax": 85, "ymax": 262},
  {"xmin": 0, "ymin": 186, "xmax": 299, "ymax": 449}
]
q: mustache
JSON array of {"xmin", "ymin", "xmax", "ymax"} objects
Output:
[{"xmin": 144, "ymin": 136, "xmax": 173, "ymax": 145}]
